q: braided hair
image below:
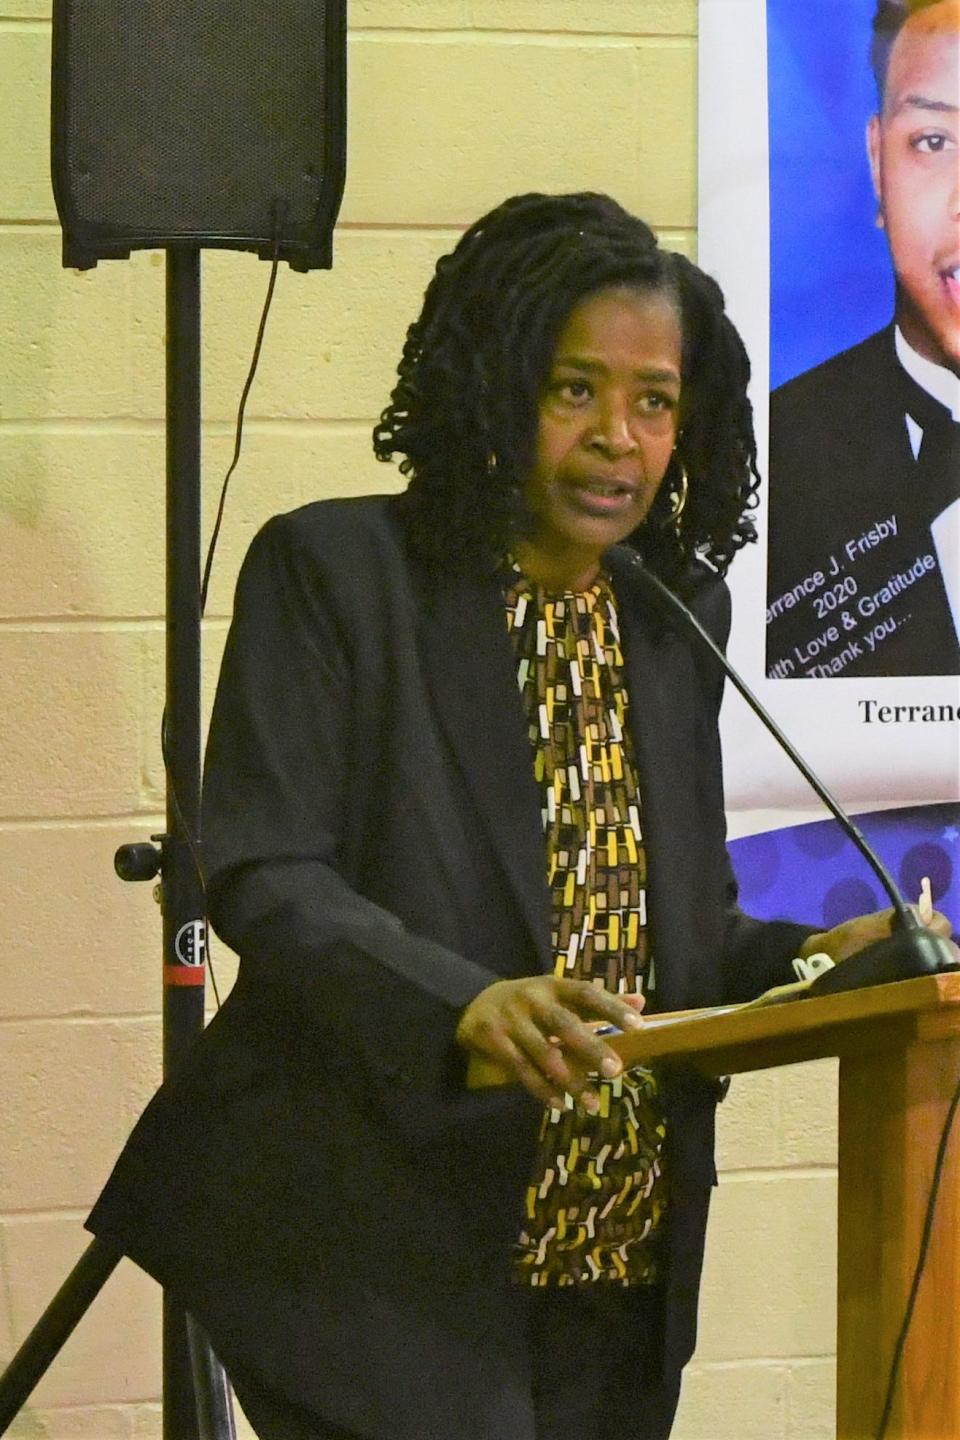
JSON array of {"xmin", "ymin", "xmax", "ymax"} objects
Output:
[{"xmin": 373, "ymin": 192, "xmax": 760, "ymax": 587}]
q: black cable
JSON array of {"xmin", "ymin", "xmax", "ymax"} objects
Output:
[
  {"xmin": 875, "ymin": 1068, "xmax": 960, "ymax": 1438},
  {"xmin": 200, "ymin": 226, "xmax": 283, "ymax": 617}
]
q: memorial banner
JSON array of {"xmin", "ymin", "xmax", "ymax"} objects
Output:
[
  {"xmin": 698, "ymin": 0, "xmax": 960, "ymax": 817},
  {"xmin": 698, "ymin": 0, "xmax": 959, "ymax": 929}
]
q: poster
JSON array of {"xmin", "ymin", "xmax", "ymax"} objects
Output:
[{"xmin": 699, "ymin": 0, "xmax": 959, "ymax": 928}]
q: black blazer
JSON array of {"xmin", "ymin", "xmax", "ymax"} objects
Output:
[
  {"xmin": 767, "ymin": 326, "xmax": 960, "ymax": 678},
  {"xmin": 87, "ymin": 496, "xmax": 809, "ymax": 1440}
]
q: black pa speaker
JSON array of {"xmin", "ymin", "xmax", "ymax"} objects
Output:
[{"xmin": 51, "ymin": 0, "xmax": 347, "ymax": 271}]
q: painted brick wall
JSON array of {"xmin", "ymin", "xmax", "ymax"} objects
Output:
[{"xmin": 0, "ymin": 2, "xmax": 838, "ymax": 1436}]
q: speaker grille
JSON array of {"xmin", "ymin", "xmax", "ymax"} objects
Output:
[{"xmin": 52, "ymin": 0, "xmax": 346, "ymax": 267}]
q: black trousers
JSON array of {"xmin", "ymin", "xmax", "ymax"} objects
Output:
[{"xmin": 228, "ymin": 1285, "xmax": 682, "ymax": 1440}]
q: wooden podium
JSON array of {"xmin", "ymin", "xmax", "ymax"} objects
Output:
[
  {"xmin": 473, "ymin": 974, "xmax": 960, "ymax": 1438},
  {"xmin": 618, "ymin": 974, "xmax": 960, "ymax": 1440}
]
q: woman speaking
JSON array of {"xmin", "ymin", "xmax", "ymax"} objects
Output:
[{"xmin": 87, "ymin": 192, "xmax": 924, "ymax": 1440}]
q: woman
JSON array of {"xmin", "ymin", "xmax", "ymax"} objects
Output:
[{"xmin": 88, "ymin": 192, "xmax": 912, "ymax": 1440}]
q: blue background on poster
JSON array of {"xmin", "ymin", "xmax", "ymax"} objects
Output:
[
  {"xmin": 768, "ymin": 0, "xmax": 895, "ymax": 389},
  {"xmin": 729, "ymin": 804, "xmax": 960, "ymax": 936},
  {"xmin": 755, "ymin": 5, "xmax": 959, "ymax": 940}
]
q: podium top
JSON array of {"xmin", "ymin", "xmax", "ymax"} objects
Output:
[{"xmin": 611, "ymin": 972, "xmax": 960, "ymax": 1078}]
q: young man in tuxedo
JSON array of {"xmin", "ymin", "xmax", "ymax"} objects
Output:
[{"xmin": 766, "ymin": 0, "xmax": 959, "ymax": 680}]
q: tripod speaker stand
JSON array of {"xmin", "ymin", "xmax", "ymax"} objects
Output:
[
  {"xmin": 0, "ymin": 1, "xmax": 346, "ymax": 1432},
  {"xmin": 1, "ymin": 248, "xmax": 235, "ymax": 1440}
]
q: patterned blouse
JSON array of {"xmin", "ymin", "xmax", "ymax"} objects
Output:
[{"xmin": 504, "ymin": 565, "xmax": 668, "ymax": 1288}]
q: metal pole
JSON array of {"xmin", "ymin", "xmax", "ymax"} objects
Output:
[
  {"xmin": 162, "ymin": 245, "xmax": 235, "ymax": 1440},
  {"xmin": 162, "ymin": 249, "xmax": 206, "ymax": 1066},
  {"xmin": 188, "ymin": 1317, "xmax": 237, "ymax": 1440},
  {"xmin": 0, "ymin": 1240, "xmax": 121, "ymax": 1433}
]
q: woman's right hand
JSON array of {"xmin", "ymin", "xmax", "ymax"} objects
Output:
[{"xmin": 455, "ymin": 975, "xmax": 645, "ymax": 1110}]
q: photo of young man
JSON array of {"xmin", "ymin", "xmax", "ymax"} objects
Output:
[{"xmin": 766, "ymin": 0, "xmax": 959, "ymax": 680}]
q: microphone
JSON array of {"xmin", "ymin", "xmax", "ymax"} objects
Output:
[{"xmin": 632, "ymin": 558, "xmax": 959, "ymax": 997}]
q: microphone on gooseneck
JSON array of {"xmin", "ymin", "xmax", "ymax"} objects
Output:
[{"xmin": 632, "ymin": 558, "xmax": 959, "ymax": 997}]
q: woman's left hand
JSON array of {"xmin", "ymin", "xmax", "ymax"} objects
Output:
[{"xmin": 799, "ymin": 906, "xmax": 956, "ymax": 966}]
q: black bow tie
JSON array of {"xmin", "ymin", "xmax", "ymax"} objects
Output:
[{"xmin": 896, "ymin": 362, "xmax": 960, "ymax": 520}]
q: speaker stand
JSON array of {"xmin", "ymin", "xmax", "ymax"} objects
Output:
[{"xmin": 0, "ymin": 248, "xmax": 236, "ymax": 1440}]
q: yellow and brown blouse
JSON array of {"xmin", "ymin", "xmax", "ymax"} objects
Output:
[{"xmin": 504, "ymin": 565, "xmax": 668, "ymax": 1288}]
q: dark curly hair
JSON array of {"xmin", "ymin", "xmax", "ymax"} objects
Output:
[
  {"xmin": 871, "ymin": 0, "xmax": 954, "ymax": 102},
  {"xmin": 373, "ymin": 192, "xmax": 760, "ymax": 587}
]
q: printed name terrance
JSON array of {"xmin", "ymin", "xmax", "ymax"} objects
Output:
[{"xmin": 859, "ymin": 700, "xmax": 960, "ymax": 724}]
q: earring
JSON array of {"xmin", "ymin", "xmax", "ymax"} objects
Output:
[{"xmin": 660, "ymin": 461, "xmax": 688, "ymax": 534}]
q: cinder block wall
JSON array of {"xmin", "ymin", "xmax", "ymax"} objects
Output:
[{"xmin": 1, "ymin": 2, "xmax": 838, "ymax": 1436}]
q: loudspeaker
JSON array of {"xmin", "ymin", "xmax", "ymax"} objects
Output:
[{"xmin": 51, "ymin": 0, "xmax": 347, "ymax": 271}]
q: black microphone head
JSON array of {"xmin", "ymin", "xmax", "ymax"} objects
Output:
[{"xmin": 808, "ymin": 927, "xmax": 959, "ymax": 997}]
